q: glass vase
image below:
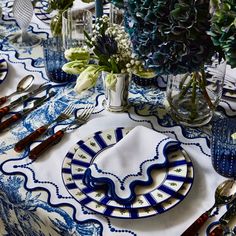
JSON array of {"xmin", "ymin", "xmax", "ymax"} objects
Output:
[
  {"xmin": 166, "ymin": 54, "xmax": 226, "ymax": 127},
  {"xmin": 102, "ymin": 71, "xmax": 130, "ymax": 112},
  {"xmin": 50, "ymin": 10, "xmax": 64, "ymax": 37}
]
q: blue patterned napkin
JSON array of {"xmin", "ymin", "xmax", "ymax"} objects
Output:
[{"xmin": 83, "ymin": 126, "xmax": 181, "ymax": 205}]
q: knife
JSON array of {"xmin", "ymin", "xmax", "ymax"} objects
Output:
[
  {"xmin": 0, "ymin": 91, "xmax": 56, "ymax": 132},
  {"xmin": 209, "ymin": 202, "xmax": 236, "ymax": 236},
  {"xmin": 0, "ymin": 84, "xmax": 51, "ymax": 120}
]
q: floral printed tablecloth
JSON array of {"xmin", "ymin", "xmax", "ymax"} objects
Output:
[{"xmin": 0, "ymin": 1, "xmax": 236, "ymax": 235}]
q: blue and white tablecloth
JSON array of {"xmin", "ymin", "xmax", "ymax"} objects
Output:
[{"xmin": 0, "ymin": 1, "xmax": 236, "ymax": 235}]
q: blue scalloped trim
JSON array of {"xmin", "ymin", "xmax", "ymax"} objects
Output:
[{"xmin": 83, "ymin": 139, "xmax": 181, "ymax": 205}]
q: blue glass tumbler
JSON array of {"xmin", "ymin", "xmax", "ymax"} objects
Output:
[
  {"xmin": 211, "ymin": 117, "xmax": 236, "ymax": 178},
  {"xmin": 43, "ymin": 37, "xmax": 76, "ymax": 83}
]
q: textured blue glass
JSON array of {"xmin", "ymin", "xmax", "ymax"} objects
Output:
[
  {"xmin": 211, "ymin": 118, "xmax": 236, "ymax": 178},
  {"xmin": 43, "ymin": 37, "xmax": 76, "ymax": 83}
]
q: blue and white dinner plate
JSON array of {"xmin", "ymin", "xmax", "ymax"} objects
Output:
[
  {"xmin": 62, "ymin": 127, "xmax": 194, "ymax": 219},
  {"xmin": 69, "ymin": 128, "xmax": 188, "ymax": 208},
  {"xmin": 0, "ymin": 56, "xmax": 8, "ymax": 85}
]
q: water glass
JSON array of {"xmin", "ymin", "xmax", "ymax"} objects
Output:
[
  {"xmin": 62, "ymin": 8, "xmax": 93, "ymax": 49},
  {"xmin": 43, "ymin": 37, "xmax": 76, "ymax": 83},
  {"xmin": 110, "ymin": 5, "xmax": 124, "ymax": 25},
  {"xmin": 211, "ymin": 117, "xmax": 236, "ymax": 178}
]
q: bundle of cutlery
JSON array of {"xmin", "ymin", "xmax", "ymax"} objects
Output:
[
  {"xmin": 0, "ymin": 83, "xmax": 51, "ymax": 120},
  {"xmin": 0, "ymin": 91, "xmax": 55, "ymax": 132}
]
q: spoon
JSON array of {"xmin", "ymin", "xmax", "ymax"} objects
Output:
[
  {"xmin": 0, "ymin": 74, "xmax": 34, "ymax": 106},
  {"xmin": 181, "ymin": 179, "xmax": 236, "ymax": 236}
]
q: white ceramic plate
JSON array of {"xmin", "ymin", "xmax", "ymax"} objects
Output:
[{"xmin": 62, "ymin": 127, "xmax": 194, "ymax": 219}]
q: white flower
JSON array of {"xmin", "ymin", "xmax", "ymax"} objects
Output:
[{"xmin": 74, "ymin": 66, "xmax": 99, "ymax": 94}]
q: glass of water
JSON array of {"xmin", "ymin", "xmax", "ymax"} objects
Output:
[{"xmin": 62, "ymin": 8, "xmax": 93, "ymax": 49}]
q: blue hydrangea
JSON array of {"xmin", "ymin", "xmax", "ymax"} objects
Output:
[{"xmin": 121, "ymin": 0, "xmax": 217, "ymax": 74}]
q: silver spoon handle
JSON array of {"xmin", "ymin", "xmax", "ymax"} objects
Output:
[{"xmin": 0, "ymin": 91, "xmax": 18, "ymax": 106}]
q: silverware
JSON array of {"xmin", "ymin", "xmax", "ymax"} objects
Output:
[
  {"xmin": 0, "ymin": 75, "xmax": 34, "ymax": 106},
  {"xmin": 181, "ymin": 180, "xmax": 236, "ymax": 236},
  {"xmin": 29, "ymin": 104, "xmax": 95, "ymax": 160},
  {"xmin": 0, "ymin": 83, "xmax": 51, "ymax": 120},
  {"xmin": 14, "ymin": 103, "xmax": 76, "ymax": 152},
  {"xmin": 0, "ymin": 91, "xmax": 55, "ymax": 133},
  {"xmin": 209, "ymin": 200, "xmax": 236, "ymax": 236}
]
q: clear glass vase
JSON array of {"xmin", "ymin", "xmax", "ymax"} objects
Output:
[{"xmin": 166, "ymin": 54, "xmax": 226, "ymax": 127}]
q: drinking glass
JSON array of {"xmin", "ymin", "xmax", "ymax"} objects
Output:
[
  {"xmin": 43, "ymin": 37, "xmax": 76, "ymax": 83},
  {"xmin": 110, "ymin": 4, "xmax": 124, "ymax": 25},
  {"xmin": 9, "ymin": 0, "xmax": 41, "ymax": 48},
  {"xmin": 211, "ymin": 117, "xmax": 236, "ymax": 178},
  {"xmin": 62, "ymin": 8, "xmax": 93, "ymax": 49}
]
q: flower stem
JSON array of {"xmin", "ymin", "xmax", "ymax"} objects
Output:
[
  {"xmin": 198, "ymin": 68, "xmax": 215, "ymax": 110},
  {"xmin": 190, "ymin": 74, "xmax": 197, "ymax": 120},
  {"xmin": 179, "ymin": 76, "xmax": 193, "ymax": 99}
]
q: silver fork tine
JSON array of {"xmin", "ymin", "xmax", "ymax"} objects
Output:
[
  {"xmin": 28, "ymin": 104, "xmax": 95, "ymax": 159},
  {"xmin": 63, "ymin": 103, "xmax": 75, "ymax": 116},
  {"xmin": 78, "ymin": 104, "xmax": 95, "ymax": 121},
  {"xmin": 14, "ymin": 103, "xmax": 76, "ymax": 153}
]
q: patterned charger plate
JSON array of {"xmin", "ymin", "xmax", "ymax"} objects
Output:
[
  {"xmin": 0, "ymin": 56, "xmax": 8, "ymax": 85},
  {"xmin": 62, "ymin": 127, "xmax": 194, "ymax": 219}
]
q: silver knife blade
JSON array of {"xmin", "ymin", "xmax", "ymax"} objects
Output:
[
  {"xmin": 20, "ymin": 91, "xmax": 56, "ymax": 117},
  {"xmin": 0, "ymin": 92, "xmax": 56, "ymax": 132},
  {"xmin": 9, "ymin": 83, "xmax": 51, "ymax": 109}
]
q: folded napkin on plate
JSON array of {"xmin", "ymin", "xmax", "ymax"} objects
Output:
[{"xmin": 83, "ymin": 125, "xmax": 181, "ymax": 205}]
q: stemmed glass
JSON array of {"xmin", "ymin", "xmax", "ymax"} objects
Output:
[{"xmin": 9, "ymin": 0, "xmax": 41, "ymax": 48}]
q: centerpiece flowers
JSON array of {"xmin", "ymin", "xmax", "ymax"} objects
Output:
[
  {"xmin": 62, "ymin": 15, "xmax": 156, "ymax": 94},
  {"xmin": 47, "ymin": 0, "xmax": 75, "ymax": 36},
  {"xmin": 113, "ymin": 0, "xmax": 236, "ymax": 126}
]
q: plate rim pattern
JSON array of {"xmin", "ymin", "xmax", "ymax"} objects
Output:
[{"xmin": 62, "ymin": 127, "xmax": 194, "ymax": 219}]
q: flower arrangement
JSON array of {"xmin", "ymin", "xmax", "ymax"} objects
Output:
[
  {"xmin": 209, "ymin": 0, "xmax": 236, "ymax": 68},
  {"xmin": 47, "ymin": 0, "xmax": 75, "ymax": 36},
  {"xmin": 117, "ymin": 0, "xmax": 236, "ymax": 73},
  {"xmin": 62, "ymin": 15, "xmax": 156, "ymax": 93},
  {"xmin": 106, "ymin": 0, "xmax": 236, "ymax": 125}
]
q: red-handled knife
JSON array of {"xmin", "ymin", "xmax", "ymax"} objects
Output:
[
  {"xmin": 0, "ymin": 91, "xmax": 55, "ymax": 132},
  {"xmin": 0, "ymin": 84, "xmax": 51, "ymax": 120}
]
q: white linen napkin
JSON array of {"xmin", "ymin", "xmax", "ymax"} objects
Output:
[{"xmin": 83, "ymin": 125, "xmax": 181, "ymax": 204}]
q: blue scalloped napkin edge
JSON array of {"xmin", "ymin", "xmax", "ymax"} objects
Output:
[{"xmin": 83, "ymin": 140, "xmax": 181, "ymax": 205}]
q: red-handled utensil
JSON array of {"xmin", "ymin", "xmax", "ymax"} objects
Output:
[
  {"xmin": 14, "ymin": 104, "xmax": 75, "ymax": 152},
  {"xmin": 0, "ymin": 92, "xmax": 55, "ymax": 132},
  {"xmin": 0, "ymin": 75, "xmax": 34, "ymax": 106},
  {"xmin": 0, "ymin": 84, "xmax": 50, "ymax": 120},
  {"xmin": 28, "ymin": 104, "xmax": 94, "ymax": 160},
  {"xmin": 181, "ymin": 180, "xmax": 236, "ymax": 236},
  {"xmin": 29, "ymin": 130, "xmax": 65, "ymax": 160}
]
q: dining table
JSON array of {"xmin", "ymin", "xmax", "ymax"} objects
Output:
[{"xmin": 0, "ymin": 1, "xmax": 236, "ymax": 235}]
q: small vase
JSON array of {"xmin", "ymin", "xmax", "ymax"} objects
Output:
[
  {"xmin": 50, "ymin": 10, "xmax": 63, "ymax": 37},
  {"xmin": 102, "ymin": 71, "xmax": 130, "ymax": 112},
  {"xmin": 166, "ymin": 54, "xmax": 226, "ymax": 127}
]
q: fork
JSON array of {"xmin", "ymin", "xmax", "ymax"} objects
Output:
[
  {"xmin": 14, "ymin": 103, "xmax": 75, "ymax": 153},
  {"xmin": 28, "ymin": 104, "xmax": 95, "ymax": 160}
]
